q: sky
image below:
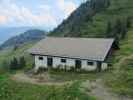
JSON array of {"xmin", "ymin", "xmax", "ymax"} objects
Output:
[{"xmin": 0, "ymin": 0, "xmax": 87, "ymax": 30}]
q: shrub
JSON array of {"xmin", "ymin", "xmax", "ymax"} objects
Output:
[
  {"xmin": 19, "ymin": 56, "xmax": 26, "ymax": 69},
  {"xmin": 9, "ymin": 57, "xmax": 19, "ymax": 70},
  {"xmin": 9, "ymin": 56, "xmax": 27, "ymax": 70},
  {"xmin": 37, "ymin": 67, "xmax": 48, "ymax": 73},
  {"xmin": 1, "ymin": 60, "xmax": 10, "ymax": 72},
  {"xmin": 69, "ymin": 66, "xmax": 75, "ymax": 72}
]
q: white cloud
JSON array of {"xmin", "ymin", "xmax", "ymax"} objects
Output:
[
  {"xmin": 0, "ymin": 0, "xmax": 57, "ymax": 28},
  {"xmin": 0, "ymin": 15, "xmax": 8, "ymax": 24},
  {"xmin": 57, "ymin": 0, "xmax": 77, "ymax": 18},
  {"xmin": 0, "ymin": 0, "xmax": 79, "ymax": 29},
  {"xmin": 39, "ymin": 5, "xmax": 51, "ymax": 11}
]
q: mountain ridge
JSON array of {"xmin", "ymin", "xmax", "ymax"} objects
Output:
[
  {"xmin": 50, "ymin": 0, "xmax": 110, "ymax": 37},
  {"xmin": 0, "ymin": 27, "xmax": 46, "ymax": 44},
  {"xmin": 0, "ymin": 29, "xmax": 46, "ymax": 49},
  {"xmin": 50, "ymin": 0, "xmax": 133, "ymax": 39}
]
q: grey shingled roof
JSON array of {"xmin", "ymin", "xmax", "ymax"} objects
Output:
[{"xmin": 28, "ymin": 37, "xmax": 114, "ymax": 61}]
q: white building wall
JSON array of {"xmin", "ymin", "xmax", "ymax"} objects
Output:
[
  {"xmin": 53, "ymin": 57, "xmax": 61, "ymax": 68},
  {"xmin": 52, "ymin": 57, "xmax": 75, "ymax": 69},
  {"xmin": 34, "ymin": 55, "xmax": 108, "ymax": 71},
  {"xmin": 35, "ymin": 55, "xmax": 47, "ymax": 70},
  {"xmin": 81, "ymin": 60, "xmax": 97, "ymax": 71},
  {"xmin": 67, "ymin": 58, "xmax": 75, "ymax": 68},
  {"xmin": 101, "ymin": 63, "xmax": 108, "ymax": 70}
]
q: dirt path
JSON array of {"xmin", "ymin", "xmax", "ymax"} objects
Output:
[
  {"xmin": 80, "ymin": 55, "xmax": 133, "ymax": 100},
  {"xmin": 11, "ymin": 72, "xmax": 133, "ymax": 100},
  {"xmin": 81, "ymin": 79, "xmax": 132, "ymax": 100},
  {"xmin": 11, "ymin": 72, "xmax": 72, "ymax": 86}
]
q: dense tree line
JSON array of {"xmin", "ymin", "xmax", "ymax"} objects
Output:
[
  {"xmin": 90, "ymin": 0, "xmax": 110, "ymax": 11},
  {"xmin": 105, "ymin": 16, "xmax": 132, "ymax": 47},
  {"xmin": 9, "ymin": 56, "xmax": 26, "ymax": 70},
  {"xmin": 51, "ymin": 0, "xmax": 111, "ymax": 37}
]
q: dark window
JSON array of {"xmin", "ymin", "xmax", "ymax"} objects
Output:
[
  {"xmin": 39, "ymin": 56, "xmax": 43, "ymax": 60},
  {"xmin": 61, "ymin": 59, "xmax": 66, "ymax": 63},
  {"xmin": 75, "ymin": 60, "xmax": 82, "ymax": 69},
  {"xmin": 87, "ymin": 61, "xmax": 93, "ymax": 65},
  {"xmin": 47, "ymin": 57, "xmax": 53, "ymax": 67}
]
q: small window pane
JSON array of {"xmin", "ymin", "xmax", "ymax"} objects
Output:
[
  {"xmin": 61, "ymin": 59, "xmax": 66, "ymax": 63},
  {"xmin": 39, "ymin": 56, "xmax": 43, "ymax": 60},
  {"xmin": 87, "ymin": 61, "xmax": 93, "ymax": 65}
]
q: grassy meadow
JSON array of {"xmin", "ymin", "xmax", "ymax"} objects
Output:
[
  {"xmin": 0, "ymin": 70, "xmax": 99, "ymax": 100},
  {"xmin": 0, "ymin": 0, "xmax": 133, "ymax": 99},
  {"xmin": 104, "ymin": 28, "xmax": 133, "ymax": 97}
]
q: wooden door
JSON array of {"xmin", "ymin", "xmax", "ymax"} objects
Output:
[
  {"xmin": 75, "ymin": 60, "xmax": 82, "ymax": 69},
  {"xmin": 47, "ymin": 57, "xmax": 53, "ymax": 67}
]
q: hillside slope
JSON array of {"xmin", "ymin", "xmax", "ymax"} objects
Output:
[
  {"xmin": 105, "ymin": 28, "xmax": 133, "ymax": 97},
  {"xmin": 50, "ymin": 0, "xmax": 133, "ymax": 97},
  {"xmin": 50, "ymin": 0, "xmax": 133, "ymax": 38},
  {"xmin": 0, "ymin": 29, "xmax": 46, "ymax": 69}
]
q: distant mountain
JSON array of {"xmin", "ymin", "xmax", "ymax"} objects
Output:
[
  {"xmin": 0, "ymin": 29, "xmax": 46, "ymax": 49},
  {"xmin": 0, "ymin": 27, "xmax": 34, "ymax": 44}
]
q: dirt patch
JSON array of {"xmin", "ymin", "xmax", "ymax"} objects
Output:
[
  {"xmin": 81, "ymin": 79, "xmax": 133, "ymax": 100},
  {"xmin": 11, "ymin": 72, "xmax": 73, "ymax": 86}
]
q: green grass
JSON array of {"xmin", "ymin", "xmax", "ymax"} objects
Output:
[
  {"xmin": 0, "ymin": 74, "xmax": 96, "ymax": 100},
  {"xmin": 1, "ymin": 0, "xmax": 133, "ymax": 99},
  {"xmin": 104, "ymin": 28, "xmax": 133, "ymax": 96},
  {"xmin": 105, "ymin": 56, "xmax": 133, "ymax": 96},
  {"xmin": 0, "ymin": 42, "xmax": 34, "ymax": 69},
  {"xmin": 50, "ymin": 0, "xmax": 133, "ymax": 38},
  {"xmin": 0, "ymin": 36, "xmax": 97, "ymax": 100},
  {"xmin": 49, "ymin": 69, "xmax": 107, "ymax": 82}
]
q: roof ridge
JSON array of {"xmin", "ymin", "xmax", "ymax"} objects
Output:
[{"xmin": 46, "ymin": 37, "xmax": 115, "ymax": 40}]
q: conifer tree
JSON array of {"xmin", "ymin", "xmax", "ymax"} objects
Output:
[
  {"xmin": 106, "ymin": 21, "xmax": 112, "ymax": 37},
  {"xmin": 121, "ymin": 23, "xmax": 127, "ymax": 39},
  {"xmin": 126, "ymin": 17, "xmax": 132, "ymax": 28},
  {"xmin": 114, "ymin": 19, "xmax": 122, "ymax": 34},
  {"xmin": 19, "ymin": 56, "xmax": 26, "ymax": 69},
  {"xmin": 10, "ymin": 57, "xmax": 19, "ymax": 70}
]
